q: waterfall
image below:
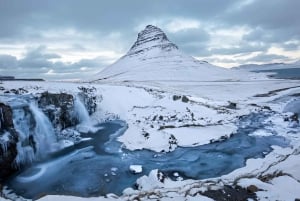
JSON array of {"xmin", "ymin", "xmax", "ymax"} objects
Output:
[
  {"xmin": 74, "ymin": 96, "xmax": 90, "ymax": 124},
  {"xmin": 13, "ymin": 102, "xmax": 58, "ymax": 164},
  {"xmin": 29, "ymin": 103, "xmax": 57, "ymax": 157}
]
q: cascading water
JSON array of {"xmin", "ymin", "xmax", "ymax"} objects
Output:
[
  {"xmin": 74, "ymin": 96, "xmax": 90, "ymax": 125},
  {"xmin": 13, "ymin": 100, "xmax": 58, "ymax": 165},
  {"xmin": 28, "ymin": 103, "xmax": 57, "ymax": 157}
]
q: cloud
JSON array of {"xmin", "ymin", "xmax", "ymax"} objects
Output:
[
  {"xmin": 0, "ymin": 46, "xmax": 108, "ymax": 80},
  {"xmin": 245, "ymin": 53, "xmax": 289, "ymax": 63},
  {"xmin": 0, "ymin": 0, "xmax": 299, "ymax": 78},
  {"xmin": 0, "ymin": 55, "xmax": 18, "ymax": 69},
  {"xmin": 165, "ymin": 18, "xmax": 201, "ymax": 33}
]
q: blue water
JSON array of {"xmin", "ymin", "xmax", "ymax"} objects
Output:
[{"xmin": 7, "ymin": 112, "xmax": 289, "ymax": 199}]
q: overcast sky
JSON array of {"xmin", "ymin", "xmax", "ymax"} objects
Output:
[{"xmin": 0, "ymin": 0, "xmax": 299, "ymax": 80}]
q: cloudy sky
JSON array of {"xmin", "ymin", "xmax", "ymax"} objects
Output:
[{"xmin": 0, "ymin": 0, "xmax": 299, "ymax": 80}]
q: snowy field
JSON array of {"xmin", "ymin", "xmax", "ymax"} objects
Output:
[{"xmin": 1, "ymin": 77, "xmax": 300, "ymax": 201}]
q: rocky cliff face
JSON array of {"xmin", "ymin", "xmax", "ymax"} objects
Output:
[
  {"xmin": 127, "ymin": 25, "xmax": 178, "ymax": 57},
  {"xmin": 0, "ymin": 103, "xmax": 19, "ymax": 182},
  {"xmin": 37, "ymin": 92, "xmax": 77, "ymax": 130}
]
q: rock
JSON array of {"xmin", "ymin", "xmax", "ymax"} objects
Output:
[
  {"xmin": 182, "ymin": 95, "xmax": 189, "ymax": 103},
  {"xmin": 129, "ymin": 165, "xmax": 143, "ymax": 174},
  {"xmin": 284, "ymin": 113, "xmax": 299, "ymax": 127},
  {"xmin": 0, "ymin": 103, "xmax": 14, "ymax": 129},
  {"xmin": 247, "ymin": 185, "xmax": 259, "ymax": 193},
  {"xmin": 173, "ymin": 95, "xmax": 181, "ymax": 101},
  {"xmin": 262, "ymin": 106, "xmax": 271, "ymax": 110},
  {"xmin": 157, "ymin": 170, "xmax": 165, "ymax": 183},
  {"xmin": 38, "ymin": 92, "xmax": 77, "ymax": 130},
  {"xmin": 291, "ymin": 113, "xmax": 299, "ymax": 123},
  {"xmin": 202, "ymin": 185, "xmax": 257, "ymax": 201},
  {"xmin": 227, "ymin": 102, "xmax": 237, "ymax": 109},
  {"xmin": 77, "ymin": 86, "xmax": 100, "ymax": 115},
  {"xmin": 8, "ymin": 88, "xmax": 28, "ymax": 95},
  {"xmin": 0, "ymin": 103, "xmax": 19, "ymax": 182}
]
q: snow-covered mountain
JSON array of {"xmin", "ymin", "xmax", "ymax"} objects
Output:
[{"xmin": 92, "ymin": 25, "xmax": 246, "ymax": 82}]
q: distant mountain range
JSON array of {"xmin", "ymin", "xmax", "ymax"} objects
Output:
[
  {"xmin": 236, "ymin": 61, "xmax": 300, "ymax": 71},
  {"xmin": 236, "ymin": 61, "xmax": 300, "ymax": 80}
]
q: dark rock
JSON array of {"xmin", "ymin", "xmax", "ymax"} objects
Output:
[
  {"xmin": 181, "ymin": 95, "xmax": 189, "ymax": 103},
  {"xmin": 291, "ymin": 113, "xmax": 299, "ymax": 123},
  {"xmin": 38, "ymin": 92, "xmax": 77, "ymax": 130},
  {"xmin": 0, "ymin": 103, "xmax": 19, "ymax": 182},
  {"xmin": 227, "ymin": 102, "xmax": 237, "ymax": 109},
  {"xmin": 0, "ymin": 103, "xmax": 14, "ymax": 129},
  {"xmin": 259, "ymin": 171, "xmax": 286, "ymax": 182},
  {"xmin": 262, "ymin": 106, "xmax": 271, "ymax": 110},
  {"xmin": 142, "ymin": 132, "xmax": 150, "ymax": 139},
  {"xmin": 127, "ymin": 25, "xmax": 178, "ymax": 57},
  {"xmin": 9, "ymin": 88, "xmax": 28, "ymax": 95},
  {"xmin": 247, "ymin": 185, "xmax": 259, "ymax": 193},
  {"xmin": 152, "ymin": 115, "xmax": 157, "ymax": 121},
  {"xmin": 283, "ymin": 113, "xmax": 299, "ymax": 124},
  {"xmin": 158, "ymin": 125, "xmax": 176, "ymax": 130},
  {"xmin": 173, "ymin": 95, "xmax": 181, "ymax": 101},
  {"xmin": 201, "ymin": 185, "xmax": 258, "ymax": 201},
  {"xmin": 78, "ymin": 86, "xmax": 100, "ymax": 115},
  {"xmin": 157, "ymin": 170, "xmax": 165, "ymax": 183}
]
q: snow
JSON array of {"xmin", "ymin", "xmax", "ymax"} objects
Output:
[
  {"xmin": 163, "ymin": 124, "xmax": 236, "ymax": 147},
  {"xmin": 1, "ymin": 75, "xmax": 300, "ymax": 201},
  {"xmin": 239, "ymin": 176, "xmax": 300, "ymax": 201},
  {"xmin": 1, "ymin": 25, "xmax": 300, "ymax": 201},
  {"xmin": 129, "ymin": 165, "xmax": 143, "ymax": 174}
]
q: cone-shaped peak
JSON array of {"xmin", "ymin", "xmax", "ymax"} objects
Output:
[{"xmin": 127, "ymin": 25, "xmax": 178, "ymax": 56}]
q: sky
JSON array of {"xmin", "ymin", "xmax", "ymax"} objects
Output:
[{"xmin": 0, "ymin": 0, "xmax": 299, "ymax": 80}]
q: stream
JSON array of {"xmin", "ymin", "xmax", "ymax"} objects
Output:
[{"xmin": 6, "ymin": 112, "xmax": 289, "ymax": 199}]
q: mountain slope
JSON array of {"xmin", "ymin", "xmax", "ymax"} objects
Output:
[{"xmin": 92, "ymin": 25, "xmax": 249, "ymax": 83}]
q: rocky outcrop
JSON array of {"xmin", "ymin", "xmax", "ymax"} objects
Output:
[
  {"xmin": 37, "ymin": 92, "xmax": 78, "ymax": 130},
  {"xmin": 127, "ymin": 25, "xmax": 178, "ymax": 57},
  {"xmin": 0, "ymin": 103, "xmax": 19, "ymax": 182},
  {"xmin": 37, "ymin": 89, "xmax": 100, "ymax": 129},
  {"xmin": 77, "ymin": 86, "xmax": 100, "ymax": 115}
]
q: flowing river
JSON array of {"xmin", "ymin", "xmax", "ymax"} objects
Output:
[{"xmin": 7, "ymin": 111, "xmax": 288, "ymax": 199}]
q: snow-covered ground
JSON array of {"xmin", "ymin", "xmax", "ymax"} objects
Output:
[{"xmin": 1, "ymin": 77, "xmax": 300, "ymax": 201}]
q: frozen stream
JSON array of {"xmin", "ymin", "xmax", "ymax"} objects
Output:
[{"xmin": 7, "ymin": 113, "xmax": 288, "ymax": 199}]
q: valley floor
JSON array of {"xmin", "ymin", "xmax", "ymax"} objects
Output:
[{"xmin": 1, "ymin": 78, "xmax": 300, "ymax": 201}]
